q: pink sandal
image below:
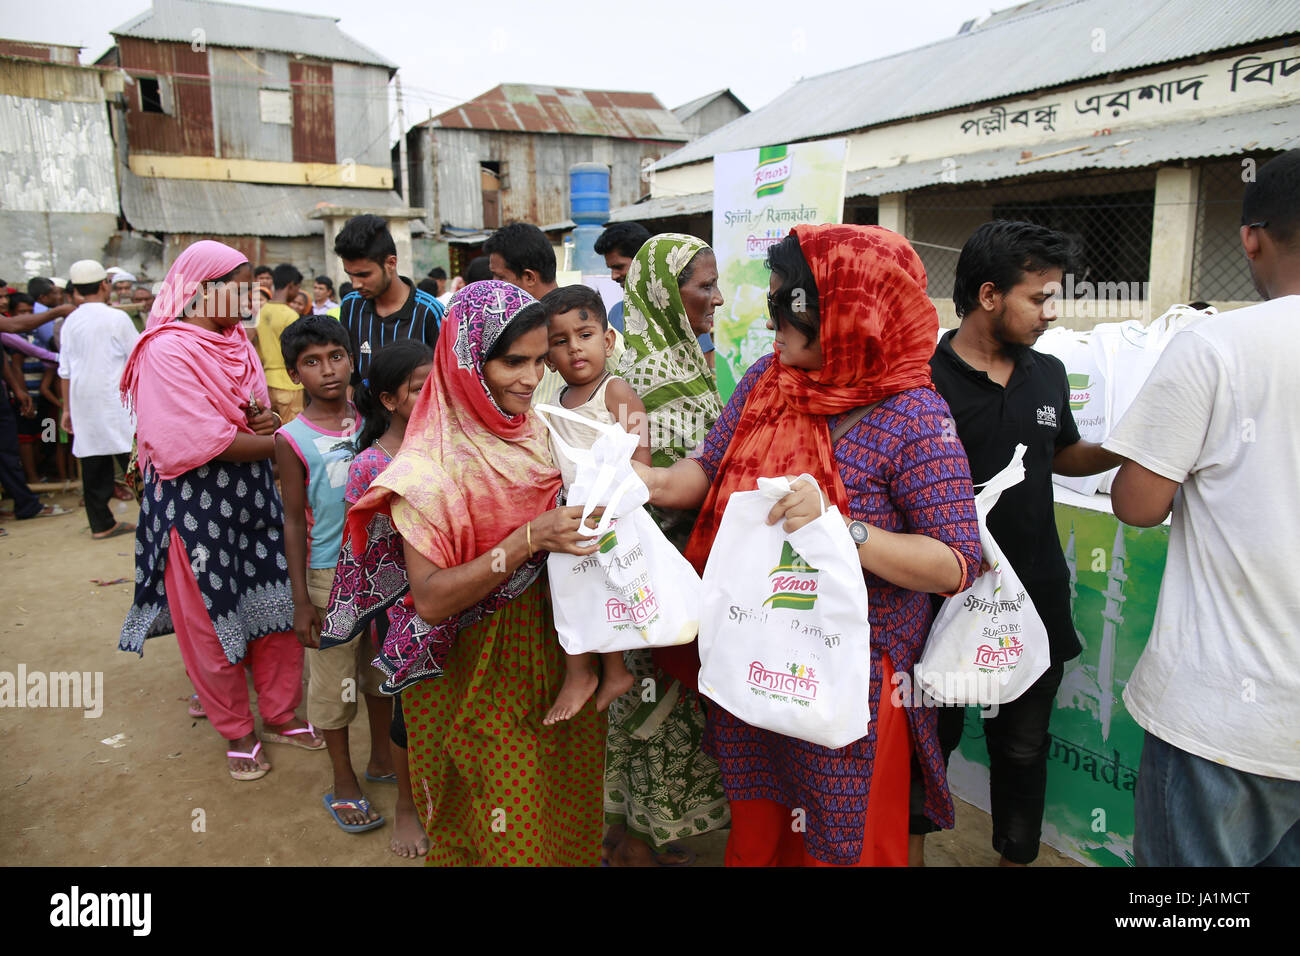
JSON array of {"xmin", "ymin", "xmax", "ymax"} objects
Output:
[
  {"xmin": 262, "ymin": 721, "xmax": 326, "ymax": 751},
  {"xmin": 226, "ymin": 741, "xmax": 269, "ymax": 781},
  {"xmin": 188, "ymin": 694, "xmax": 206, "ymax": 719}
]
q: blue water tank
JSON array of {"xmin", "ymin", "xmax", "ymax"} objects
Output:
[
  {"xmin": 570, "ymin": 163, "xmax": 610, "ymax": 274},
  {"xmin": 570, "ymin": 163, "xmax": 610, "ymax": 225}
]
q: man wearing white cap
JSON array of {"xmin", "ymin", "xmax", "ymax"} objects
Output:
[
  {"xmin": 59, "ymin": 260, "xmax": 140, "ymax": 539},
  {"xmin": 110, "ymin": 270, "xmax": 137, "ymax": 304}
]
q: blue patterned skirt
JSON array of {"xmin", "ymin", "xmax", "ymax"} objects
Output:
[{"xmin": 119, "ymin": 459, "xmax": 294, "ymax": 665}]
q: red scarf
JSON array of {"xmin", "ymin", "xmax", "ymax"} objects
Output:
[{"xmin": 663, "ymin": 225, "xmax": 939, "ymax": 688}]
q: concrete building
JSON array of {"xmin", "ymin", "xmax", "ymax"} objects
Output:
[
  {"xmin": 0, "ymin": 44, "xmax": 124, "ymax": 278},
  {"xmin": 622, "ymin": 0, "xmax": 1300, "ymax": 325},
  {"xmin": 404, "ymin": 84, "xmax": 690, "ymax": 275},
  {"xmin": 105, "ymin": 0, "xmax": 420, "ymax": 279}
]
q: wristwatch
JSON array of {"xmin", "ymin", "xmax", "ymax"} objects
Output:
[{"xmin": 848, "ymin": 520, "xmax": 870, "ymax": 545}]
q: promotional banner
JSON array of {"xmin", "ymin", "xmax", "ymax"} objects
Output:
[
  {"xmin": 947, "ymin": 493, "xmax": 1171, "ymax": 867},
  {"xmin": 711, "ymin": 140, "xmax": 848, "ymax": 400}
]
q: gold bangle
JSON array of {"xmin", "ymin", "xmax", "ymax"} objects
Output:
[{"xmin": 526, "ymin": 521, "xmax": 532, "ymax": 553}]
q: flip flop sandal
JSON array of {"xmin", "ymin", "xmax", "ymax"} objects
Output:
[
  {"xmin": 262, "ymin": 722, "xmax": 326, "ymax": 750},
  {"xmin": 364, "ymin": 771, "xmax": 398, "ymax": 783},
  {"xmin": 188, "ymin": 695, "xmax": 207, "ymax": 719},
  {"xmin": 92, "ymin": 522, "xmax": 135, "ymax": 540},
  {"xmin": 323, "ymin": 793, "xmax": 385, "ymax": 833},
  {"xmin": 226, "ymin": 741, "xmax": 269, "ymax": 781},
  {"xmin": 30, "ymin": 504, "xmax": 72, "ymax": 518}
]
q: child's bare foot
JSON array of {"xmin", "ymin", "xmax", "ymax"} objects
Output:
[
  {"xmin": 543, "ymin": 669, "xmax": 599, "ymax": 725},
  {"xmin": 390, "ymin": 802, "xmax": 430, "ymax": 859},
  {"xmin": 594, "ymin": 667, "xmax": 634, "ymax": 712}
]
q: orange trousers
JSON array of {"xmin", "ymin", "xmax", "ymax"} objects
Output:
[{"xmin": 724, "ymin": 656, "xmax": 911, "ymax": 867}]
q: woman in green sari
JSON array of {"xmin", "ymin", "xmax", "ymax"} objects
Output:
[{"xmin": 604, "ymin": 234, "xmax": 730, "ymax": 866}]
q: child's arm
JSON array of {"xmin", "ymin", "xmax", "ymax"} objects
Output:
[
  {"xmin": 604, "ymin": 377, "xmax": 652, "ymax": 467},
  {"xmin": 40, "ymin": 365, "xmax": 59, "ymax": 406},
  {"xmin": 274, "ymin": 433, "xmax": 320, "ymax": 648}
]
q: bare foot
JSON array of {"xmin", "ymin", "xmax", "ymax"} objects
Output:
[
  {"xmin": 608, "ymin": 832, "xmax": 691, "ymax": 867},
  {"xmin": 594, "ymin": 667, "xmax": 634, "ymax": 713},
  {"xmin": 327, "ymin": 775, "xmax": 380, "ymax": 828},
  {"xmin": 390, "ymin": 801, "xmax": 430, "ymax": 859},
  {"xmin": 226, "ymin": 733, "xmax": 270, "ymax": 776},
  {"xmin": 543, "ymin": 668, "xmax": 599, "ymax": 725}
]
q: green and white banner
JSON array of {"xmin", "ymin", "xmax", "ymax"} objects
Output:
[
  {"xmin": 948, "ymin": 493, "xmax": 1171, "ymax": 866},
  {"xmin": 711, "ymin": 140, "xmax": 848, "ymax": 401}
]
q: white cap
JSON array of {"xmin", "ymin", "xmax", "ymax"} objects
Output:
[
  {"xmin": 113, "ymin": 270, "xmax": 137, "ymax": 283},
  {"xmin": 68, "ymin": 260, "xmax": 108, "ymax": 285}
]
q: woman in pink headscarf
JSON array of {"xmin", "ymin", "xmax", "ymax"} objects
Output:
[{"xmin": 119, "ymin": 240, "xmax": 323, "ymax": 781}]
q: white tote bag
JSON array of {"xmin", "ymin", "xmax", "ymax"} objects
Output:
[
  {"xmin": 916, "ymin": 445, "xmax": 1050, "ymax": 706},
  {"xmin": 697, "ymin": 474, "xmax": 872, "ymax": 749},
  {"xmin": 536, "ymin": 404, "xmax": 701, "ymax": 654}
]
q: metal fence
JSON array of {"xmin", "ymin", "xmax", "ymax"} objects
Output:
[
  {"xmin": 1190, "ymin": 155, "xmax": 1279, "ymax": 303},
  {"xmin": 905, "ymin": 169, "xmax": 1158, "ymax": 302}
]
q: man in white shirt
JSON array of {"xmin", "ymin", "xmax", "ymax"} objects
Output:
[
  {"xmin": 59, "ymin": 260, "xmax": 140, "ymax": 540},
  {"xmin": 1105, "ymin": 149, "xmax": 1300, "ymax": 866}
]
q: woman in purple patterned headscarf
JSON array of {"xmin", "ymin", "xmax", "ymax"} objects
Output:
[{"xmin": 322, "ymin": 281, "xmax": 607, "ymax": 865}]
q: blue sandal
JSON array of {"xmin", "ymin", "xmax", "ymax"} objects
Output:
[{"xmin": 322, "ymin": 793, "xmax": 385, "ymax": 833}]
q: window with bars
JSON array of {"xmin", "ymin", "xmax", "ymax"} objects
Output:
[
  {"xmin": 1190, "ymin": 156, "xmax": 1277, "ymax": 303},
  {"xmin": 905, "ymin": 170, "xmax": 1158, "ymax": 302}
]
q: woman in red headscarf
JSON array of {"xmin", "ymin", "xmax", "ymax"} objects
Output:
[
  {"xmin": 119, "ymin": 240, "xmax": 322, "ymax": 783},
  {"xmin": 637, "ymin": 225, "xmax": 982, "ymax": 866}
]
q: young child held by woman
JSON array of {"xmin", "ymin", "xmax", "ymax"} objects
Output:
[{"xmin": 536, "ymin": 285, "xmax": 650, "ymax": 724}]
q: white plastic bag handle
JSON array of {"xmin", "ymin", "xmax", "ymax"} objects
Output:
[
  {"xmin": 973, "ymin": 444, "xmax": 1027, "ymax": 515},
  {"xmin": 577, "ymin": 472, "xmax": 644, "ymax": 538},
  {"xmin": 755, "ymin": 473, "xmax": 826, "ymax": 515},
  {"xmin": 534, "ymin": 403, "xmax": 629, "ymax": 463}
]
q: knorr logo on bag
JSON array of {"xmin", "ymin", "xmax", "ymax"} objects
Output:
[
  {"xmin": 1067, "ymin": 373, "xmax": 1092, "ymax": 411},
  {"xmin": 764, "ymin": 540, "xmax": 819, "ymax": 610}
]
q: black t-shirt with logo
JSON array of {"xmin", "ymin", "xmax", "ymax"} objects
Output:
[{"xmin": 930, "ymin": 329, "xmax": 1082, "ymax": 662}]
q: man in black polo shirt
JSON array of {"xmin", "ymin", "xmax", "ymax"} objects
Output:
[
  {"xmin": 913, "ymin": 219, "xmax": 1121, "ymax": 867},
  {"xmin": 334, "ymin": 214, "xmax": 445, "ymax": 386}
]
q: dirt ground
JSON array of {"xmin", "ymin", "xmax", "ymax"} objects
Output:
[{"xmin": 2, "ymin": 488, "xmax": 1079, "ymax": 867}]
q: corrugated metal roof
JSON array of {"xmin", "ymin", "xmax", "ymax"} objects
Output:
[
  {"xmin": 845, "ymin": 103, "xmax": 1300, "ymax": 196},
  {"xmin": 112, "ymin": 0, "xmax": 396, "ymax": 70},
  {"xmin": 120, "ymin": 167, "xmax": 423, "ymax": 236},
  {"xmin": 658, "ymin": 0, "xmax": 1300, "ymax": 170},
  {"xmin": 428, "ymin": 84, "xmax": 690, "ymax": 142},
  {"xmin": 672, "ymin": 89, "xmax": 749, "ymax": 121},
  {"xmin": 612, "ymin": 104, "xmax": 1300, "ymax": 220},
  {"xmin": 607, "ymin": 191, "xmax": 712, "ymax": 223}
]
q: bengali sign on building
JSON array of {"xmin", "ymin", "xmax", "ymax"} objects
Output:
[
  {"xmin": 947, "ymin": 493, "xmax": 1171, "ymax": 867},
  {"xmin": 711, "ymin": 140, "xmax": 847, "ymax": 400}
]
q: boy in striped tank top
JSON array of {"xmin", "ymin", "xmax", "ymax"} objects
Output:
[{"xmin": 276, "ymin": 316, "xmax": 393, "ymax": 834}]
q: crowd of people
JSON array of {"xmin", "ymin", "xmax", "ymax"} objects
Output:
[{"xmin": 4, "ymin": 148, "xmax": 1297, "ymax": 867}]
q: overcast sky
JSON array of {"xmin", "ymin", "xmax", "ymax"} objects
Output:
[{"xmin": 4, "ymin": 0, "xmax": 996, "ymax": 131}]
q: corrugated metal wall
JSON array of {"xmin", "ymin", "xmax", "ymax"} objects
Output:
[
  {"xmin": 0, "ymin": 96, "xmax": 116, "ymax": 213},
  {"xmin": 0, "ymin": 58, "xmax": 102, "ymax": 102},
  {"xmin": 332, "ymin": 62, "xmax": 390, "ymax": 169},
  {"xmin": 209, "ymin": 48, "xmax": 293, "ymax": 162},
  {"xmin": 290, "ymin": 60, "xmax": 335, "ymax": 164},
  {"xmin": 120, "ymin": 37, "xmax": 213, "ymax": 156},
  {"xmin": 427, "ymin": 128, "xmax": 676, "ymax": 230}
]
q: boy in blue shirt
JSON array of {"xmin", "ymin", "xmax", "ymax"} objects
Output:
[{"xmin": 276, "ymin": 315, "xmax": 393, "ymax": 834}]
